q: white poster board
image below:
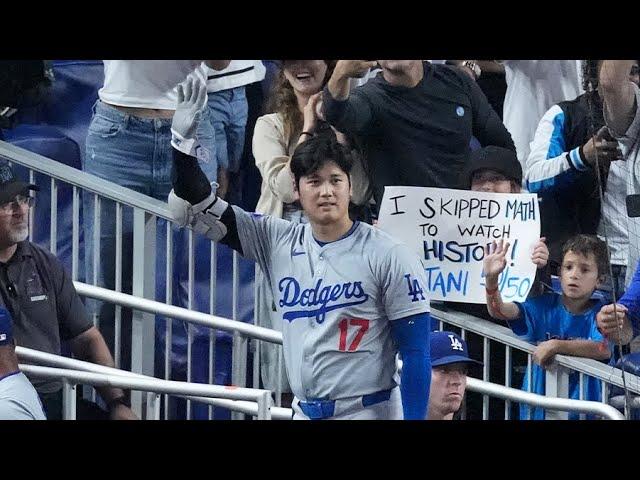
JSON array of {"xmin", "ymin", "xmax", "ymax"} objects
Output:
[{"xmin": 378, "ymin": 187, "xmax": 541, "ymax": 304}]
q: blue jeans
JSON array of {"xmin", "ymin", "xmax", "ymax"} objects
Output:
[
  {"xmin": 206, "ymin": 86, "xmax": 248, "ymax": 173},
  {"xmin": 83, "ymin": 100, "xmax": 217, "ymax": 370}
]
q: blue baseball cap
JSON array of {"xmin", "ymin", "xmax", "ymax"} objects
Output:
[
  {"xmin": 431, "ymin": 331, "xmax": 482, "ymax": 367},
  {"xmin": 0, "ymin": 306, "xmax": 13, "ymax": 346}
]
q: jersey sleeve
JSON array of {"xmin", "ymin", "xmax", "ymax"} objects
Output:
[
  {"xmin": 525, "ymin": 105, "xmax": 588, "ymax": 194},
  {"xmin": 379, "ymin": 244, "xmax": 430, "ymax": 321},
  {"xmin": 231, "ymin": 205, "xmax": 292, "ymax": 275}
]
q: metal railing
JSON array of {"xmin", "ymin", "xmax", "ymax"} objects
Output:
[
  {"xmin": 431, "ymin": 304, "xmax": 640, "ymax": 420},
  {"xmin": 17, "ymin": 346, "xmax": 292, "ymax": 420},
  {"xmin": 20, "ymin": 364, "xmax": 274, "ymax": 420},
  {"xmin": 0, "ymin": 140, "xmax": 257, "ymax": 419}
]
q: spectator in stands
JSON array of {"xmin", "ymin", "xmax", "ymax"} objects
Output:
[
  {"xmin": 501, "ymin": 60, "xmax": 584, "ymax": 165},
  {"xmin": 0, "ymin": 164, "xmax": 137, "ymax": 420},
  {"xmin": 461, "ymin": 145, "xmax": 550, "ymax": 290},
  {"xmin": 453, "ymin": 146, "xmax": 549, "ymax": 419},
  {"xmin": 321, "ymin": 60, "xmax": 515, "ymax": 212},
  {"xmin": 252, "ymin": 60, "xmax": 371, "ymax": 404},
  {"xmin": 203, "ymin": 61, "xmax": 266, "ymax": 202},
  {"xmin": 427, "ymin": 331, "xmax": 481, "ymax": 420},
  {"xmin": 483, "ymin": 234, "xmax": 611, "ymax": 419},
  {"xmin": 599, "ymin": 60, "xmax": 640, "ymax": 289},
  {"xmin": 525, "ymin": 61, "xmax": 639, "ymax": 300},
  {"xmin": 84, "ymin": 60, "xmax": 230, "ymax": 374},
  {"xmin": 0, "ymin": 305, "xmax": 46, "ymax": 420}
]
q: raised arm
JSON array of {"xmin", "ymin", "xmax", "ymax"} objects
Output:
[
  {"xmin": 322, "ymin": 60, "xmax": 379, "ymax": 135},
  {"xmin": 483, "ymin": 240, "xmax": 520, "ymax": 320}
]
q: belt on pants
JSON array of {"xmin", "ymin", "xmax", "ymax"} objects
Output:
[{"xmin": 298, "ymin": 388, "xmax": 394, "ymax": 420}]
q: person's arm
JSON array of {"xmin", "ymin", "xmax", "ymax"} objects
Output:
[
  {"xmin": 600, "ymin": 60, "xmax": 637, "ymax": 136},
  {"xmin": 483, "ymin": 240, "xmax": 520, "ymax": 320},
  {"xmin": 526, "ymin": 106, "xmax": 620, "ymax": 194},
  {"xmin": 596, "ymin": 304, "xmax": 634, "ymax": 345},
  {"xmin": 619, "ymin": 261, "xmax": 640, "ymax": 338},
  {"xmin": 169, "ymin": 74, "xmax": 291, "ymax": 272},
  {"xmin": 252, "ymin": 117, "xmax": 298, "ymax": 206},
  {"xmin": 390, "ymin": 313, "xmax": 431, "ymax": 420},
  {"xmin": 322, "ymin": 60, "xmax": 378, "ymax": 135},
  {"xmin": 532, "ymin": 339, "xmax": 611, "ymax": 368},
  {"xmin": 466, "ymin": 74, "xmax": 516, "ymax": 152},
  {"xmin": 204, "ymin": 60, "xmax": 231, "ymax": 70},
  {"xmin": 68, "ymin": 327, "xmax": 136, "ymax": 419},
  {"xmin": 52, "ymin": 252, "xmax": 137, "ymax": 420}
]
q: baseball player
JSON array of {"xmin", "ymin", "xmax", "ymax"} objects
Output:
[
  {"xmin": 167, "ymin": 75, "xmax": 432, "ymax": 419},
  {"xmin": 0, "ymin": 306, "xmax": 46, "ymax": 420}
]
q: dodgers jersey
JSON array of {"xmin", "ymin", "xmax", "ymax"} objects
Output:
[
  {"xmin": 0, "ymin": 371, "xmax": 46, "ymax": 420},
  {"xmin": 233, "ymin": 206, "xmax": 430, "ymax": 402}
]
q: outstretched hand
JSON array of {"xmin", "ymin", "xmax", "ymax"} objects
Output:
[
  {"xmin": 483, "ymin": 239, "xmax": 510, "ymax": 281},
  {"xmin": 172, "ymin": 73, "xmax": 208, "ymax": 141}
]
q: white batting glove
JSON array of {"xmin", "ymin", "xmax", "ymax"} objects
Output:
[{"xmin": 171, "ymin": 73, "xmax": 208, "ymax": 157}]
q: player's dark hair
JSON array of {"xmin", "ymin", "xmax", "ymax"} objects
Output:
[
  {"xmin": 561, "ymin": 234, "xmax": 609, "ymax": 277},
  {"xmin": 290, "ymin": 126, "xmax": 354, "ymax": 188}
]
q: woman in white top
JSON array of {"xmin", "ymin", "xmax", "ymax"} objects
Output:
[{"xmin": 251, "ymin": 60, "xmax": 371, "ymax": 403}]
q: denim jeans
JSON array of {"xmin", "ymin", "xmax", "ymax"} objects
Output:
[
  {"xmin": 83, "ymin": 100, "xmax": 217, "ymax": 370},
  {"xmin": 206, "ymin": 86, "xmax": 248, "ymax": 173}
]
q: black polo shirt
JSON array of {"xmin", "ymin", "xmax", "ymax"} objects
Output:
[
  {"xmin": 323, "ymin": 62, "xmax": 516, "ymax": 209},
  {"xmin": 0, "ymin": 241, "xmax": 92, "ymax": 393}
]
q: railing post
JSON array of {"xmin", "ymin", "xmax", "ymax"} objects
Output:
[
  {"xmin": 545, "ymin": 364, "xmax": 570, "ymax": 420},
  {"xmin": 257, "ymin": 391, "xmax": 273, "ymax": 420},
  {"xmin": 231, "ymin": 332, "xmax": 248, "ymax": 420},
  {"xmin": 131, "ymin": 208, "xmax": 156, "ymax": 416},
  {"xmin": 62, "ymin": 379, "xmax": 77, "ymax": 420}
]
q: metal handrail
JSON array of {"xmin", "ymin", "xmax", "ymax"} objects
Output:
[
  {"xmin": 466, "ymin": 377, "xmax": 624, "ymax": 420},
  {"xmin": 0, "ymin": 140, "xmax": 173, "ymax": 220},
  {"xmin": 74, "ymin": 281, "xmax": 283, "ymax": 344},
  {"xmin": 431, "ymin": 305, "xmax": 640, "ymax": 394},
  {"xmin": 17, "ymin": 347, "xmax": 292, "ymax": 420}
]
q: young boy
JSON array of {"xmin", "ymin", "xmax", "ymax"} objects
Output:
[{"xmin": 483, "ymin": 234, "xmax": 611, "ymax": 419}]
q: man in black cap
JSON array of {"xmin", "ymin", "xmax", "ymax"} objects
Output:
[{"xmin": 0, "ymin": 163, "xmax": 137, "ymax": 420}]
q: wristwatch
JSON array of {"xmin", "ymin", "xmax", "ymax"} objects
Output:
[{"xmin": 462, "ymin": 60, "xmax": 481, "ymax": 79}]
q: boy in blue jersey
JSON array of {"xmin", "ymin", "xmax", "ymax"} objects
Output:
[{"xmin": 483, "ymin": 234, "xmax": 611, "ymax": 419}]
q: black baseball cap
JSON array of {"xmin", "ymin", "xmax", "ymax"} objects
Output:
[
  {"xmin": 460, "ymin": 146, "xmax": 522, "ymax": 189},
  {"xmin": 0, "ymin": 163, "xmax": 39, "ymax": 204}
]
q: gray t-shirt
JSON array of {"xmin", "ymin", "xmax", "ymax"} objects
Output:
[
  {"xmin": 234, "ymin": 206, "xmax": 430, "ymax": 402},
  {"xmin": 0, "ymin": 372, "xmax": 46, "ymax": 420}
]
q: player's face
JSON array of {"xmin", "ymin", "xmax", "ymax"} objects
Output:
[
  {"xmin": 560, "ymin": 250, "xmax": 601, "ymax": 301},
  {"xmin": 470, "ymin": 170, "xmax": 519, "ymax": 193},
  {"xmin": 430, "ymin": 363, "xmax": 467, "ymax": 417},
  {"xmin": 297, "ymin": 161, "xmax": 352, "ymax": 226},
  {"xmin": 283, "ymin": 60, "xmax": 328, "ymax": 97}
]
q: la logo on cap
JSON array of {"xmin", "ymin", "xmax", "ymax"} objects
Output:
[{"xmin": 448, "ymin": 334, "xmax": 464, "ymax": 351}]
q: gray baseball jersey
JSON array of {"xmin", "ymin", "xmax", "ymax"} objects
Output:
[
  {"xmin": 0, "ymin": 372, "xmax": 46, "ymax": 420},
  {"xmin": 234, "ymin": 206, "xmax": 430, "ymax": 402}
]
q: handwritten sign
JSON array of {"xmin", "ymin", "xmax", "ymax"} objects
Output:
[{"xmin": 378, "ymin": 187, "xmax": 540, "ymax": 304}]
